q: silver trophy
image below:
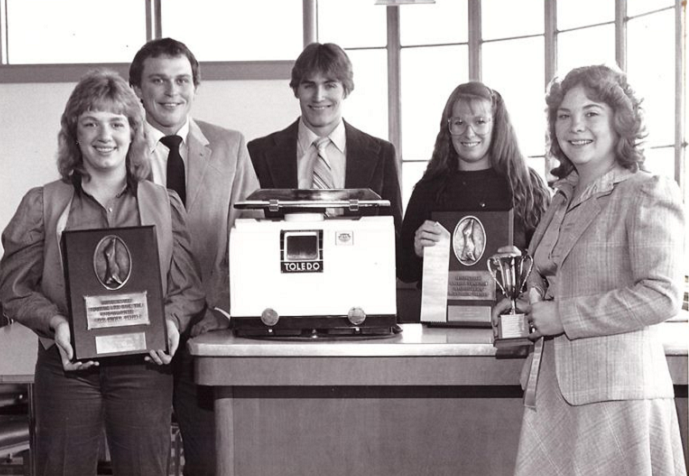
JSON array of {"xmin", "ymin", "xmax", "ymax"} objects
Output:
[{"xmin": 487, "ymin": 248, "xmax": 533, "ymax": 347}]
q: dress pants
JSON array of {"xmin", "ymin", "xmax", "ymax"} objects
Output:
[
  {"xmin": 33, "ymin": 343, "xmax": 173, "ymax": 476},
  {"xmin": 173, "ymin": 339, "xmax": 216, "ymax": 476}
]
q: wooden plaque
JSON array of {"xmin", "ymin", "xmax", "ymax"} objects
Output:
[
  {"xmin": 424, "ymin": 209, "xmax": 513, "ymax": 326},
  {"xmin": 61, "ymin": 226, "xmax": 167, "ymax": 360}
]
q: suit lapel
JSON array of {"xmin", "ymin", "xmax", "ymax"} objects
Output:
[
  {"xmin": 144, "ymin": 125, "xmax": 158, "ymax": 183},
  {"xmin": 186, "ymin": 120, "xmax": 211, "ymax": 210},
  {"xmin": 343, "ymin": 122, "xmax": 379, "ymax": 188},
  {"xmin": 552, "ymin": 195, "xmax": 607, "ymax": 267},
  {"xmin": 527, "ymin": 192, "xmax": 562, "ymax": 255},
  {"xmin": 266, "ymin": 121, "xmax": 299, "ymax": 188},
  {"xmin": 555, "ymin": 168, "xmax": 636, "ymax": 266}
]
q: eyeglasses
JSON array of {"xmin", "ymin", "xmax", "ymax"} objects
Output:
[{"xmin": 447, "ymin": 117, "xmax": 492, "ymax": 135}]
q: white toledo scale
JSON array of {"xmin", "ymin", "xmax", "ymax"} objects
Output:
[{"xmin": 229, "ymin": 189, "xmax": 398, "ymax": 337}]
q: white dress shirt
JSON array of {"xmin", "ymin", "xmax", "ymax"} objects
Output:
[
  {"xmin": 296, "ymin": 119, "xmax": 347, "ymax": 189},
  {"xmin": 147, "ymin": 118, "xmax": 191, "ymax": 187}
]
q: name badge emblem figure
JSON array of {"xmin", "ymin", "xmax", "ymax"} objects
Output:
[
  {"xmin": 453, "ymin": 216, "xmax": 486, "ymax": 266},
  {"xmin": 93, "ymin": 235, "xmax": 132, "ymax": 290}
]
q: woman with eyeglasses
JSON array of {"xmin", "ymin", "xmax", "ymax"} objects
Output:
[{"xmin": 398, "ymin": 81, "xmax": 550, "ymax": 284}]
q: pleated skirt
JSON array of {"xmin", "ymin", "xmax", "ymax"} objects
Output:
[{"xmin": 515, "ymin": 339, "xmax": 687, "ymax": 476}]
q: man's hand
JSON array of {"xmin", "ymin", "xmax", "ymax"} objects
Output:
[{"xmin": 190, "ymin": 307, "xmax": 231, "ymax": 337}]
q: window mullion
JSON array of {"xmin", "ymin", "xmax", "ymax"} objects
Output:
[
  {"xmin": 544, "ymin": 0, "xmax": 557, "ymax": 86},
  {"xmin": 468, "ymin": 0, "xmax": 481, "ymax": 81},
  {"xmin": 304, "ymin": 0, "xmax": 317, "ymax": 45},
  {"xmin": 674, "ymin": 0, "xmax": 685, "ymax": 187},
  {"xmin": 615, "ymin": 0, "xmax": 627, "ymax": 70},
  {"xmin": 145, "ymin": 0, "xmax": 161, "ymax": 41},
  {"xmin": 386, "ymin": 5, "xmax": 402, "ymax": 165},
  {"xmin": 0, "ymin": 0, "xmax": 7, "ymax": 64}
]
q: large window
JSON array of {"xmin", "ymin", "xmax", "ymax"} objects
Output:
[
  {"xmin": 627, "ymin": 7, "xmax": 678, "ymax": 179},
  {"xmin": 399, "ymin": 0, "xmax": 468, "ymax": 207},
  {"xmin": 0, "ymin": 0, "xmax": 685, "ymax": 208},
  {"xmin": 5, "ymin": 0, "xmax": 145, "ymax": 64},
  {"xmin": 482, "ymin": 0, "xmax": 545, "ymax": 169},
  {"xmin": 161, "ymin": 0, "xmax": 303, "ymax": 61},
  {"xmin": 317, "ymin": 0, "xmax": 389, "ymax": 144}
]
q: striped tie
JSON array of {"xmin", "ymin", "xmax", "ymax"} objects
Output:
[{"xmin": 311, "ymin": 137, "xmax": 334, "ymax": 189}]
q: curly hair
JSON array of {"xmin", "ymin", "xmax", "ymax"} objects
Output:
[
  {"xmin": 546, "ymin": 64, "xmax": 647, "ymax": 179},
  {"xmin": 57, "ymin": 69, "xmax": 149, "ymax": 182},
  {"xmin": 420, "ymin": 81, "xmax": 550, "ymax": 231}
]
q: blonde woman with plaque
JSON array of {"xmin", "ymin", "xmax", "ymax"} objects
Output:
[
  {"xmin": 0, "ymin": 70, "xmax": 205, "ymax": 476},
  {"xmin": 497, "ymin": 65, "xmax": 686, "ymax": 475}
]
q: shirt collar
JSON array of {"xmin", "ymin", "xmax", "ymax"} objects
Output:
[
  {"xmin": 71, "ymin": 173, "xmax": 137, "ymax": 197},
  {"xmin": 554, "ymin": 163, "xmax": 634, "ymax": 202},
  {"xmin": 148, "ymin": 117, "xmax": 191, "ymax": 147},
  {"xmin": 329, "ymin": 120, "xmax": 346, "ymax": 153},
  {"xmin": 297, "ymin": 118, "xmax": 346, "ymax": 153}
]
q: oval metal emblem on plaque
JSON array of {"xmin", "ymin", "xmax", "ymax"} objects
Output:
[
  {"xmin": 452, "ymin": 216, "xmax": 486, "ymax": 266},
  {"xmin": 93, "ymin": 235, "xmax": 132, "ymax": 290}
]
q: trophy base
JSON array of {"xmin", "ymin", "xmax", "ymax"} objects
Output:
[
  {"xmin": 493, "ymin": 336, "xmax": 533, "ymax": 348},
  {"xmin": 493, "ymin": 313, "xmax": 532, "ymax": 348}
]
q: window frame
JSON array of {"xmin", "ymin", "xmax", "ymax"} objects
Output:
[
  {"xmin": 0, "ymin": 0, "xmax": 293, "ymax": 82},
  {"xmin": 0, "ymin": 0, "xmax": 685, "ymax": 188}
]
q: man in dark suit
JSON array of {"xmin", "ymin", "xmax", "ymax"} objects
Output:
[{"xmin": 248, "ymin": 42, "xmax": 402, "ymax": 232}]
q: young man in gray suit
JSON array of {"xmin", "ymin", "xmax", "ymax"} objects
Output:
[
  {"xmin": 248, "ymin": 42, "xmax": 403, "ymax": 232},
  {"xmin": 130, "ymin": 38, "xmax": 260, "ymax": 476}
]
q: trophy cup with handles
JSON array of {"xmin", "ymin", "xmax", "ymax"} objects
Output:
[{"xmin": 487, "ymin": 247, "xmax": 533, "ymax": 347}]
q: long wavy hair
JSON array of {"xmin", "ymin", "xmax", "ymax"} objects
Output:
[
  {"xmin": 546, "ymin": 64, "xmax": 647, "ymax": 179},
  {"xmin": 420, "ymin": 81, "xmax": 550, "ymax": 231},
  {"xmin": 57, "ymin": 69, "xmax": 149, "ymax": 182}
]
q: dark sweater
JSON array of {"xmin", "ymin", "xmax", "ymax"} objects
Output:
[{"xmin": 397, "ymin": 167, "xmax": 531, "ymax": 283}]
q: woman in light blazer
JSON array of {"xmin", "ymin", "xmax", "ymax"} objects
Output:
[{"xmin": 506, "ymin": 65, "xmax": 686, "ymax": 475}]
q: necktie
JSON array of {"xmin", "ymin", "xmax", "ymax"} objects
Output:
[
  {"xmin": 160, "ymin": 135, "xmax": 186, "ymax": 206},
  {"xmin": 311, "ymin": 137, "xmax": 334, "ymax": 189}
]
